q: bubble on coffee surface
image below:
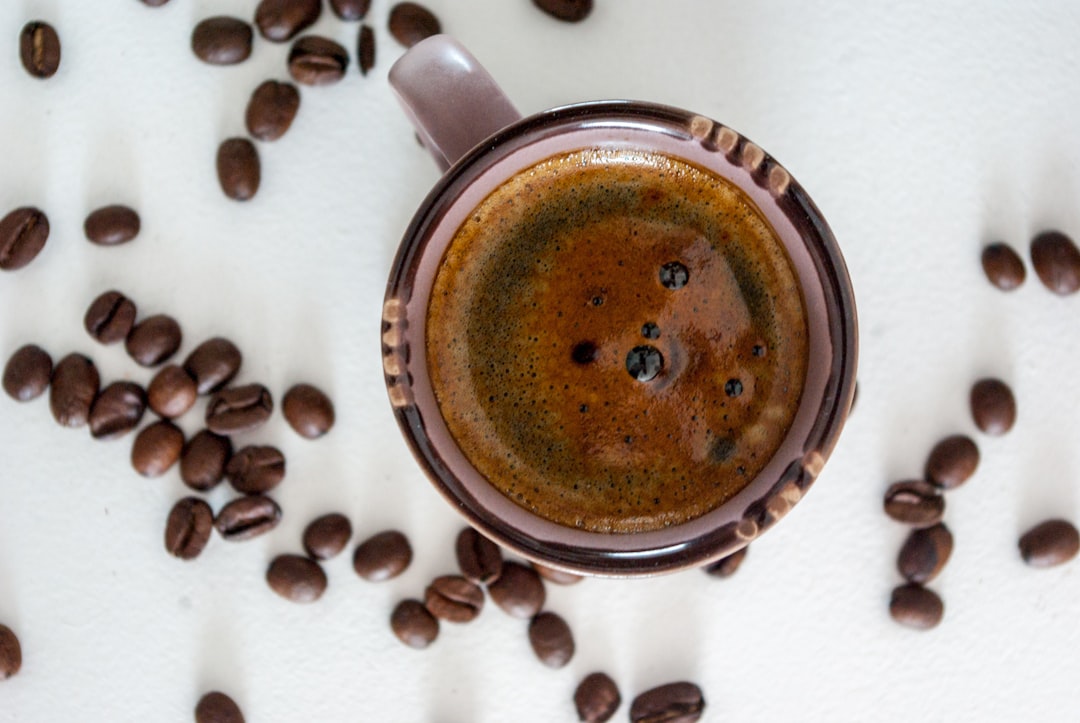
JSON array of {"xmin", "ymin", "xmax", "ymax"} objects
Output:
[
  {"xmin": 571, "ymin": 341, "xmax": 598, "ymax": 365},
  {"xmin": 725, "ymin": 378, "xmax": 743, "ymax": 397},
  {"xmin": 625, "ymin": 345, "xmax": 663, "ymax": 382},
  {"xmin": 641, "ymin": 322, "xmax": 661, "ymax": 339},
  {"xmin": 659, "ymin": 261, "xmax": 689, "ymax": 289}
]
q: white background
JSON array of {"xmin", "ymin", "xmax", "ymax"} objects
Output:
[{"xmin": 1, "ymin": 1, "xmax": 1079, "ymax": 721}]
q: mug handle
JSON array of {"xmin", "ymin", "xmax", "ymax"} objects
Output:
[{"xmin": 388, "ymin": 35, "xmax": 522, "ymax": 171}]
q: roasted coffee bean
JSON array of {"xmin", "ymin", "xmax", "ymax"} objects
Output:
[
  {"xmin": 897, "ymin": 523, "xmax": 953, "ymax": 584},
  {"xmin": 574, "ymin": 672, "xmax": 621, "ymax": 723},
  {"xmin": 49, "ymin": 353, "xmax": 100, "ymax": 427},
  {"xmin": 147, "ymin": 364, "xmax": 197, "ymax": 418},
  {"xmin": 925, "ymin": 434, "xmax": 979, "ymax": 489},
  {"xmin": 488, "ymin": 561, "xmax": 545, "ymax": 618},
  {"xmin": 288, "ymin": 36, "xmax": 349, "ymax": 85},
  {"xmin": 703, "ymin": 545, "xmax": 749, "ymax": 578},
  {"xmin": 245, "ymin": 80, "xmax": 300, "ymax": 141},
  {"xmin": 132, "ymin": 420, "xmax": 185, "ymax": 477},
  {"xmin": 140, "ymin": 0, "xmax": 172, "ymax": 6},
  {"xmin": 216, "ymin": 138, "xmax": 261, "ymax": 201},
  {"xmin": 225, "ymin": 445, "xmax": 286, "ymax": 494},
  {"xmin": 528, "ymin": 611, "xmax": 575, "ymax": 668},
  {"xmin": 3, "ymin": 344, "xmax": 52, "ymax": 402},
  {"xmin": 164, "ymin": 496, "xmax": 213, "ymax": 560},
  {"xmin": 532, "ymin": 562, "xmax": 583, "ymax": 585},
  {"xmin": 331, "ymin": 0, "xmax": 371, "ymax": 20},
  {"xmin": 970, "ymin": 378, "xmax": 1016, "ymax": 436},
  {"xmin": 533, "ymin": 0, "xmax": 594, "ymax": 22},
  {"xmin": 387, "ymin": 3, "xmax": 441, "ymax": 47},
  {"xmin": 303, "ymin": 513, "xmax": 352, "ymax": 560},
  {"xmin": 282, "ymin": 383, "xmax": 335, "ymax": 438},
  {"xmin": 0, "ymin": 207, "xmax": 49, "ymax": 270},
  {"xmin": 1019, "ymin": 519, "xmax": 1080, "ymax": 568},
  {"xmin": 19, "ymin": 21, "xmax": 61, "ymax": 79},
  {"xmin": 0, "ymin": 624, "xmax": 21, "ymax": 680},
  {"xmin": 455, "ymin": 527, "xmax": 503, "ymax": 585},
  {"xmin": 195, "ymin": 691, "xmax": 245, "ymax": 723},
  {"xmin": 1030, "ymin": 230, "xmax": 1080, "ymax": 295},
  {"xmin": 390, "ymin": 599, "xmax": 439, "ymax": 649},
  {"xmin": 83, "ymin": 205, "xmax": 140, "ymax": 245},
  {"xmin": 266, "ymin": 554, "xmax": 328, "ymax": 603},
  {"xmin": 84, "ymin": 290, "xmax": 137, "ymax": 344},
  {"xmin": 214, "ymin": 495, "xmax": 282, "ymax": 541},
  {"xmin": 205, "ymin": 383, "xmax": 273, "ymax": 435},
  {"xmin": 981, "ymin": 242, "xmax": 1025, "ymax": 290},
  {"xmin": 180, "ymin": 430, "xmax": 232, "ymax": 491},
  {"xmin": 889, "ymin": 583, "xmax": 944, "ymax": 629},
  {"xmin": 353, "ymin": 530, "xmax": 412, "ymax": 581},
  {"xmin": 424, "ymin": 575, "xmax": 484, "ymax": 623},
  {"xmin": 358, "ymin": 25, "xmax": 375, "ymax": 75},
  {"xmin": 126, "ymin": 314, "xmax": 182, "ymax": 367},
  {"xmin": 629, "ymin": 682, "xmax": 705, "ymax": 723},
  {"xmin": 191, "ymin": 17, "xmax": 253, "ymax": 65},
  {"xmin": 88, "ymin": 381, "xmax": 147, "ymax": 439},
  {"xmin": 255, "ymin": 0, "xmax": 321, "ymax": 42},
  {"xmin": 183, "ymin": 338, "xmax": 242, "ymax": 395},
  {"xmin": 883, "ymin": 480, "xmax": 945, "ymax": 527}
]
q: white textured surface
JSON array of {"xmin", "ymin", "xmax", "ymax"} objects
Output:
[{"xmin": 2, "ymin": 1, "xmax": 1080, "ymax": 721}]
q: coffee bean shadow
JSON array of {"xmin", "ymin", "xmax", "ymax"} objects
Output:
[
  {"xmin": 195, "ymin": 616, "xmax": 247, "ymax": 709},
  {"xmin": 81, "ymin": 132, "xmax": 142, "ymax": 213},
  {"xmin": 424, "ymin": 643, "xmax": 477, "ymax": 723},
  {"xmin": 1016, "ymin": 437, "xmax": 1077, "ymax": 537},
  {"xmin": 625, "ymin": 580, "xmax": 704, "ymax": 695}
]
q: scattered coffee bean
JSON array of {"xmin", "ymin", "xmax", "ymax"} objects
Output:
[
  {"xmin": 1019, "ymin": 519, "xmax": 1080, "ymax": 568},
  {"xmin": 533, "ymin": 0, "xmax": 594, "ymax": 23},
  {"xmin": 303, "ymin": 513, "xmax": 352, "ymax": 560},
  {"xmin": 455, "ymin": 527, "xmax": 503, "ymax": 585},
  {"xmin": 282, "ymin": 383, "xmax": 335, "ymax": 438},
  {"xmin": 83, "ymin": 205, "xmax": 140, "ymax": 245},
  {"xmin": 331, "ymin": 0, "xmax": 371, "ymax": 21},
  {"xmin": 164, "ymin": 496, "xmax": 214, "ymax": 560},
  {"xmin": 488, "ymin": 561, "xmax": 545, "ymax": 618},
  {"xmin": 255, "ymin": 0, "xmax": 322, "ymax": 42},
  {"xmin": 358, "ymin": 25, "xmax": 375, "ymax": 75},
  {"xmin": 0, "ymin": 207, "xmax": 49, "ymax": 271},
  {"xmin": 574, "ymin": 672, "xmax": 621, "ymax": 723},
  {"xmin": 195, "ymin": 691, "xmax": 245, "ymax": 723},
  {"xmin": 147, "ymin": 364, "xmax": 198, "ymax": 418},
  {"xmin": 387, "ymin": 3, "xmax": 441, "ymax": 48},
  {"xmin": 0, "ymin": 624, "xmax": 21, "ymax": 680},
  {"xmin": 84, "ymin": 290, "xmax": 137, "ymax": 344},
  {"xmin": 889, "ymin": 583, "xmax": 944, "ymax": 629},
  {"xmin": 424, "ymin": 575, "xmax": 485, "ymax": 623},
  {"xmin": 216, "ymin": 138, "xmax": 261, "ymax": 201},
  {"xmin": 3, "ymin": 344, "xmax": 52, "ymax": 402},
  {"xmin": 126, "ymin": 314, "xmax": 182, "ymax": 367},
  {"xmin": 225, "ymin": 445, "xmax": 286, "ymax": 494},
  {"xmin": 88, "ymin": 381, "xmax": 147, "ymax": 439},
  {"xmin": 215, "ymin": 495, "xmax": 282, "ymax": 541},
  {"xmin": 288, "ymin": 36, "xmax": 350, "ymax": 86},
  {"xmin": 924, "ymin": 434, "xmax": 979, "ymax": 489},
  {"xmin": 245, "ymin": 80, "xmax": 301, "ymax": 141},
  {"xmin": 390, "ymin": 599, "xmax": 439, "ymax": 649},
  {"xmin": 183, "ymin": 337, "xmax": 242, "ymax": 395},
  {"xmin": 1030, "ymin": 230, "xmax": 1080, "ymax": 295},
  {"xmin": 981, "ymin": 242, "xmax": 1025, "ymax": 290},
  {"xmin": 703, "ymin": 545, "xmax": 749, "ymax": 578},
  {"xmin": 897, "ymin": 522, "xmax": 953, "ymax": 584},
  {"xmin": 140, "ymin": 0, "xmax": 172, "ymax": 6},
  {"xmin": 191, "ymin": 17, "xmax": 253, "ymax": 65},
  {"xmin": 532, "ymin": 562, "xmax": 583, "ymax": 585},
  {"xmin": 19, "ymin": 21, "xmax": 61, "ymax": 79},
  {"xmin": 629, "ymin": 682, "xmax": 705, "ymax": 723},
  {"xmin": 970, "ymin": 378, "xmax": 1016, "ymax": 436},
  {"xmin": 132, "ymin": 420, "xmax": 185, "ymax": 477},
  {"xmin": 180, "ymin": 430, "xmax": 233, "ymax": 491},
  {"xmin": 883, "ymin": 480, "xmax": 945, "ymax": 527},
  {"xmin": 267, "ymin": 554, "xmax": 328, "ymax": 603},
  {"xmin": 353, "ymin": 530, "xmax": 412, "ymax": 581},
  {"xmin": 205, "ymin": 383, "xmax": 273, "ymax": 435},
  {"xmin": 528, "ymin": 611, "xmax": 575, "ymax": 668},
  {"xmin": 49, "ymin": 353, "xmax": 100, "ymax": 427}
]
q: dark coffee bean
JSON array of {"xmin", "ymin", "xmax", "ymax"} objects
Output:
[
  {"xmin": 205, "ymin": 384, "xmax": 273, "ymax": 435},
  {"xmin": 1019, "ymin": 519, "xmax": 1080, "ymax": 568},
  {"xmin": 424, "ymin": 575, "xmax": 484, "ymax": 623},
  {"xmin": 125, "ymin": 314, "xmax": 182, "ymax": 367},
  {"xmin": 132, "ymin": 420, "xmax": 185, "ymax": 477},
  {"xmin": 331, "ymin": 0, "xmax": 371, "ymax": 21},
  {"xmin": 303, "ymin": 513, "xmax": 352, "ymax": 560},
  {"xmin": 532, "ymin": 0, "xmax": 594, "ymax": 22},
  {"xmin": 1030, "ymin": 230, "xmax": 1080, "ymax": 295},
  {"xmin": 387, "ymin": 3, "xmax": 441, "ymax": 48},
  {"xmin": 195, "ymin": 691, "xmax": 245, "ymax": 723},
  {"xmin": 245, "ymin": 81, "xmax": 301, "ymax": 141},
  {"xmin": 981, "ymin": 242, "xmax": 1025, "ymax": 290},
  {"xmin": 574, "ymin": 672, "xmax": 621, "ymax": 723},
  {"xmin": 84, "ymin": 290, "xmax": 137, "ymax": 344},
  {"xmin": 3, "ymin": 344, "xmax": 52, "ymax": 402},
  {"xmin": 353, "ymin": 530, "xmax": 412, "ymax": 581},
  {"xmin": 897, "ymin": 522, "xmax": 953, "ymax": 584},
  {"xmin": 83, "ymin": 205, "xmax": 140, "ymax": 246},
  {"xmin": 225, "ymin": 445, "xmax": 286, "ymax": 494},
  {"xmin": 49, "ymin": 353, "xmax": 100, "ymax": 427},
  {"xmin": 266, "ymin": 554, "xmax": 328, "ymax": 603},
  {"xmin": 191, "ymin": 17, "xmax": 253, "ymax": 65},
  {"xmin": 255, "ymin": 0, "xmax": 322, "ymax": 42},
  {"xmin": 147, "ymin": 364, "xmax": 197, "ymax": 418},
  {"xmin": 358, "ymin": 25, "xmax": 375, "ymax": 75},
  {"xmin": 889, "ymin": 583, "xmax": 944, "ymax": 629},
  {"xmin": 288, "ymin": 36, "xmax": 349, "ymax": 86},
  {"xmin": 19, "ymin": 21, "xmax": 61, "ymax": 79},
  {"xmin": 183, "ymin": 338, "xmax": 242, "ymax": 395},
  {"xmin": 528, "ymin": 611, "xmax": 575, "ymax": 668},
  {"xmin": 629, "ymin": 682, "xmax": 705, "ymax": 723},
  {"xmin": 390, "ymin": 599, "xmax": 439, "ymax": 649},
  {"xmin": 970, "ymin": 378, "xmax": 1016, "ymax": 436},
  {"xmin": 0, "ymin": 207, "xmax": 49, "ymax": 271},
  {"xmin": 216, "ymin": 138, "xmax": 261, "ymax": 201},
  {"xmin": 0, "ymin": 624, "xmax": 21, "ymax": 680},
  {"xmin": 282, "ymin": 383, "xmax": 335, "ymax": 439},
  {"xmin": 455, "ymin": 527, "xmax": 503, "ymax": 585},
  {"xmin": 88, "ymin": 381, "xmax": 147, "ymax": 439},
  {"xmin": 703, "ymin": 545, "xmax": 749, "ymax": 578},
  {"xmin": 214, "ymin": 495, "xmax": 282, "ymax": 541},
  {"xmin": 180, "ymin": 430, "xmax": 232, "ymax": 491},
  {"xmin": 883, "ymin": 480, "xmax": 945, "ymax": 527},
  {"xmin": 164, "ymin": 496, "xmax": 213, "ymax": 560},
  {"xmin": 140, "ymin": 0, "xmax": 172, "ymax": 6},
  {"xmin": 532, "ymin": 562, "xmax": 583, "ymax": 585},
  {"xmin": 488, "ymin": 561, "xmax": 545, "ymax": 618},
  {"xmin": 924, "ymin": 434, "xmax": 979, "ymax": 489}
]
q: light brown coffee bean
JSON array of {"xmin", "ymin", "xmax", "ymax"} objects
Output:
[
  {"xmin": 0, "ymin": 207, "xmax": 49, "ymax": 270},
  {"xmin": 132, "ymin": 420, "xmax": 185, "ymax": 477},
  {"xmin": 455, "ymin": 527, "xmax": 503, "ymax": 585},
  {"xmin": 533, "ymin": 0, "xmax": 594, "ymax": 23},
  {"xmin": 266, "ymin": 554, "xmax": 328, "ymax": 603},
  {"xmin": 883, "ymin": 480, "xmax": 945, "ymax": 527},
  {"xmin": 424, "ymin": 575, "xmax": 484, "ymax": 623},
  {"xmin": 288, "ymin": 36, "xmax": 349, "ymax": 85},
  {"xmin": 528, "ymin": 611, "xmax": 575, "ymax": 668},
  {"xmin": 981, "ymin": 242, "xmax": 1025, "ymax": 291},
  {"xmin": 303, "ymin": 513, "xmax": 352, "ymax": 560},
  {"xmin": 245, "ymin": 80, "xmax": 301, "ymax": 141},
  {"xmin": 282, "ymin": 383, "xmax": 335, "ymax": 438},
  {"xmin": 1030, "ymin": 230, "xmax": 1080, "ymax": 295},
  {"xmin": 3, "ymin": 344, "xmax": 52, "ymax": 402},
  {"xmin": 574, "ymin": 672, "xmax": 621, "ymax": 723},
  {"xmin": 330, "ymin": 0, "xmax": 371, "ymax": 20},
  {"xmin": 205, "ymin": 384, "xmax": 273, "ymax": 435},
  {"xmin": 387, "ymin": 3, "xmax": 441, "ymax": 47},
  {"xmin": 147, "ymin": 364, "xmax": 197, "ymax": 418},
  {"xmin": 897, "ymin": 523, "xmax": 953, "ymax": 584},
  {"xmin": 353, "ymin": 530, "xmax": 412, "ymax": 581},
  {"xmin": 49, "ymin": 353, "xmax": 100, "ymax": 427},
  {"xmin": 0, "ymin": 624, "xmax": 22, "ymax": 680},
  {"xmin": 20, "ymin": 21, "xmax": 61, "ymax": 79},
  {"xmin": 183, "ymin": 338, "xmax": 242, "ymax": 395},
  {"xmin": 217, "ymin": 138, "xmax": 261, "ymax": 201},
  {"xmin": 84, "ymin": 290, "xmax": 137, "ymax": 344},
  {"xmin": 702, "ymin": 545, "xmax": 748, "ymax": 578},
  {"xmin": 925, "ymin": 434, "xmax": 979, "ymax": 489},
  {"xmin": 255, "ymin": 0, "xmax": 322, "ymax": 42},
  {"xmin": 191, "ymin": 17, "xmax": 253, "ymax": 65},
  {"xmin": 970, "ymin": 378, "xmax": 1016, "ymax": 436},
  {"xmin": 225, "ymin": 445, "xmax": 285, "ymax": 494},
  {"xmin": 358, "ymin": 25, "xmax": 375, "ymax": 75},
  {"xmin": 180, "ymin": 430, "xmax": 232, "ymax": 491},
  {"xmin": 390, "ymin": 599, "xmax": 439, "ymax": 649},
  {"xmin": 532, "ymin": 562, "xmax": 583, "ymax": 585},
  {"xmin": 88, "ymin": 381, "xmax": 147, "ymax": 439},
  {"xmin": 195, "ymin": 691, "xmax": 245, "ymax": 723},
  {"xmin": 215, "ymin": 495, "xmax": 282, "ymax": 541},
  {"xmin": 629, "ymin": 682, "xmax": 705, "ymax": 723},
  {"xmin": 1019, "ymin": 519, "xmax": 1080, "ymax": 568},
  {"xmin": 488, "ymin": 561, "xmax": 545, "ymax": 618},
  {"xmin": 126, "ymin": 314, "xmax": 182, "ymax": 367},
  {"xmin": 83, "ymin": 205, "xmax": 140, "ymax": 245},
  {"xmin": 889, "ymin": 583, "xmax": 944, "ymax": 629},
  {"xmin": 164, "ymin": 496, "xmax": 213, "ymax": 560}
]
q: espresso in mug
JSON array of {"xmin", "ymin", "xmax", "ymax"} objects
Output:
[{"xmin": 426, "ymin": 147, "xmax": 808, "ymax": 533}]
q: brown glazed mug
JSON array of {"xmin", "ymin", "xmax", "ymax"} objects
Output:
[{"xmin": 382, "ymin": 36, "xmax": 857, "ymax": 576}]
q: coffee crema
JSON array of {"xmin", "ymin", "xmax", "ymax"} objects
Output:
[{"xmin": 427, "ymin": 148, "xmax": 807, "ymax": 533}]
